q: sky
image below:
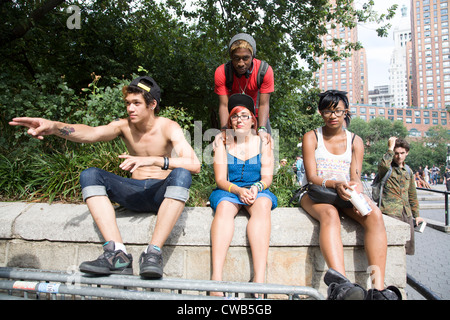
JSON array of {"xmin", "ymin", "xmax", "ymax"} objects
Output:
[{"xmin": 358, "ymin": 0, "xmax": 412, "ymax": 89}]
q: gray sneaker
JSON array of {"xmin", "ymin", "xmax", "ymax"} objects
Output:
[
  {"xmin": 139, "ymin": 245, "xmax": 163, "ymax": 278},
  {"xmin": 79, "ymin": 241, "xmax": 133, "ymax": 275}
]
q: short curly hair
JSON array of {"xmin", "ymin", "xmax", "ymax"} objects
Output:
[{"xmin": 394, "ymin": 138, "xmax": 410, "ymax": 152}]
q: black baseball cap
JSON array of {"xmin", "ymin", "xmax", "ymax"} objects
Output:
[
  {"xmin": 227, "ymin": 94, "xmax": 255, "ymax": 115},
  {"xmin": 129, "ymin": 76, "xmax": 161, "ymax": 105}
]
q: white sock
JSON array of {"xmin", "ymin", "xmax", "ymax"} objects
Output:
[{"xmin": 114, "ymin": 242, "xmax": 127, "ymax": 254}]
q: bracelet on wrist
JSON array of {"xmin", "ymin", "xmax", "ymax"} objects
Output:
[
  {"xmin": 261, "ymin": 181, "xmax": 267, "ymax": 190},
  {"xmin": 252, "ymin": 181, "xmax": 265, "ymax": 192},
  {"xmin": 257, "ymin": 126, "xmax": 267, "ymax": 133},
  {"xmin": 162, "ymin": 157, "xmax": 169, "ymax": 170},
  {"xmin": 322, "ymin": 179, "xmax": 328, "ymax": 188}
]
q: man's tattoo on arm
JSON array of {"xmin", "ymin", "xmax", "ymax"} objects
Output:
[{"xmin": 59, "ymin": 126, "xmax": 75, "ymax": 136}]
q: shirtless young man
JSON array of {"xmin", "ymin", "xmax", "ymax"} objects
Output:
[{"xmin": 9, "ymin": 76, "xmax": 201, "ymax": 278}]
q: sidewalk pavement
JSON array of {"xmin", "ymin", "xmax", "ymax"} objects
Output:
[{"xmin": 405, "ymin": 184, "xmax": 450, "ymax": 300}]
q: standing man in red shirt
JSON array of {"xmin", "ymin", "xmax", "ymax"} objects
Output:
[{"xmin": 214, "ymin": 33, "xmax": 274, "ymax": 140}]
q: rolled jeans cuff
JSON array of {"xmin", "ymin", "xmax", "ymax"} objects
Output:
[
  {"xmin": 164, "ymin": 186, "xmax": 190, "ymax": 202},
  {"xmin": 82, "ymin": 185, "xmax": 107, "ymax": 202}
]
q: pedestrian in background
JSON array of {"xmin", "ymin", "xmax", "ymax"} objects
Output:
[{"xmin": 378, "ymin": 137, "xmax": 424, "ymax": 255}]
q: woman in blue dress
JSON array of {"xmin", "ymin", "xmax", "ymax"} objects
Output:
[{"xmin": 209, "ymin": 94, "xmax": 277, "ymax": 296}]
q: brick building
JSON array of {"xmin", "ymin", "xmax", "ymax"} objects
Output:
[
  {"xmin": 313, "ymin": 1, "xmax": 369, "ymax": 105},
  {"xmin": 350, "ymin": 103, "xmax": 449, "ymax": 137},
  {"xmin": 410, "ymin": 0, "xmax": 450, "ymax": 109}
]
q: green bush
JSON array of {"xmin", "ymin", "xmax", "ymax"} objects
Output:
[
  {"xmin": 271, "ymin": 166, "xmax": 298, "ymax": 207},
  {"xmin": 1, "ymin": 73, "xmax": 299, "ymax": 207},
  {"xmin": 0, "ymin": 146, "xmax": 298, "ymax": 206}
]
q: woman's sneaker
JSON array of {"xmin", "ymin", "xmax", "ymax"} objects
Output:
[
  {"xmin": 79, "ymin": 241, "xmax": 133, "ymax": 275},
  {"xmin": 324, "ymin": 268, "xmax": 367, "ymax": 300},
  {"xmin": 366, "ymin": 286, "xmax": 402, "ymax": 300},
  {"xmin": 139, "ymin": 245, "xmax": 163, "ymax": 278}
]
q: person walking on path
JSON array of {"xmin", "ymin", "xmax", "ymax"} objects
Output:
[{"xmin": 444, "ymin": 167, "xmax": 450, "ymax": 192}]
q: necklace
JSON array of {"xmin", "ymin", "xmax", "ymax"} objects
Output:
[{"xmin": 238, "ymin": 76, "xmax": 250, "ymax": 94}]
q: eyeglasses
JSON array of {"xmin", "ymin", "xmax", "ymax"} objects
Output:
[
  {"xmin": 230, "ymin": 114, "xmax": 251, "ymax": 121},
  {"xmin": 321, "ymin": 109, "xmax": 346, "ymax": 117}
]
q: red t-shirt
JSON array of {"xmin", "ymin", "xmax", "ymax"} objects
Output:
[{"xmin": 214, "ymin": 58, "xmax": 274, "ymax": 117}]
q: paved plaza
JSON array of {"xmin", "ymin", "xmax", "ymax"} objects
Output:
[{"xmin": 405, "ymin": 184, "xmax": 450, "ymax": 300}]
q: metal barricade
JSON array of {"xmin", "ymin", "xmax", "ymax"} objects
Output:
[
  {"xmin": 0, "ymin": 267, "xmax": 324, "ymax": 300},
  {"xmin": 417, "ymin": 187, "xmax": 449, "ymax": 227}
]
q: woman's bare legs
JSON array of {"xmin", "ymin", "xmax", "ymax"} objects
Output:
[
  {"xmin": 246, "ymin": 197, "xmax": 272, "ymax": 284},
  {"xmin": 301, "ymin": 194, "xmax": 387, "ymax": 290},
  {"xmin": 300, "ymin": 195, "xmax": 346, "ymax": 276},
  {"xmin": 343, "ymin": 199, "xmax": 387, "ymax": 290},
  {"xmin": 210, "ymin": 201, "xmax": 240, "ymax": 296}
]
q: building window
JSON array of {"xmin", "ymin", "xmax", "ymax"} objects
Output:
[{"xmin": 409, "ymin": 129, "xmax": 421, "ymax": 137}]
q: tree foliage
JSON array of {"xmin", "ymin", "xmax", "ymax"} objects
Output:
[
  {"xmin": 0, "ymin": 0, "xmax": 405, "ymax": 203},
  {"xmin": 1, "ymin": 1, "xmax": 398, "ymax": 142},
  {"xmin": 348, "ymin": 117, "xmax": 449, "ymax": 175}
]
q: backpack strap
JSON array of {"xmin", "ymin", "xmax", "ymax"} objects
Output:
[
  {"xmin": 255, "ymin": 61, "xmax": 269, "ymax": 112},
  {"xmin": 378, "ymin": 166, "xmax": 393, "ymax": 206},
  {"xmin": 224, "ymin": 61, "xmax": 234, "ymax": 93},
  {"xmin": 404, "ymin": 164, "xmax": 412, "ymax": 178},
  {"xmin": 256, "ymin": 60, "xmax": 269, "ymax": 89},
  {"xmin": 380, "ymin": 166, "xmax": 393, "ymax": 186}
]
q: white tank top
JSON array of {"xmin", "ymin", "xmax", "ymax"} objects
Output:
[{"xmin": 314, "ymin": 127, "xmax": 352, "ymax": 183}]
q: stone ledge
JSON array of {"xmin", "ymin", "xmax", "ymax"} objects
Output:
[
  {"xmin": 0, "ymin": 202, "xmax": 410, "ymax": 297},
  {"xmin": 0, "ymin": 202, "xmax": 410, "ymax": 246}
]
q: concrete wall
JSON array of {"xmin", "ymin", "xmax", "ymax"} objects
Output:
[{"xmin": 0, "ymin": 202, "xmax": 410, "ymax": 297}]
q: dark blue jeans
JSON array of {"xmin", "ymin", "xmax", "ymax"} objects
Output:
[{"xmin": 79, "ymin": 167, "xmax": 192, "ymax": 213}]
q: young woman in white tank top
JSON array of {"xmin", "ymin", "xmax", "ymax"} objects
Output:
[{"xmin": 300, "ymin": 90, "xmax": 401, "ymax": 300}]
